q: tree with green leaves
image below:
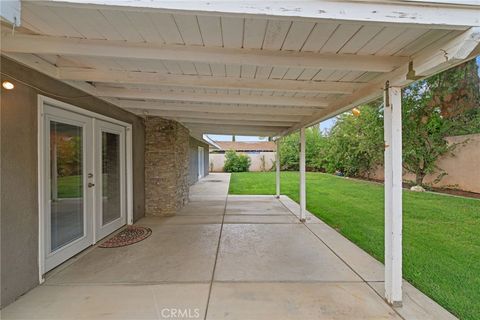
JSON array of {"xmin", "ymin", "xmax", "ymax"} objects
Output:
[
  {"xmin": 277, "ymin": 59, "xmax": 479, "ymax": 186},
  {"xmin": 324, "ymin": 104, "xmax": 384, "ymax": 177},
  {"xmin": 402, "ymin": 59, "xmax": 480, "ymax": 185},
  {"xmin": 279, "ymin": 127, "xmax": 327, "ymax": 171}
]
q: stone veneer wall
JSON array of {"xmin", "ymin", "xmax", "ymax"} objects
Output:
[{"xmin": 144, "ymin": 116, "xmax": 190, "ymax": 216}]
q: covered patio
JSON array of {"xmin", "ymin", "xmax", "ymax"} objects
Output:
[
  {"xmin": 2, "ymin": 173, "xmax": 455, "ymax": 319},
  {"xmin": 1, "ymin": 0, "xmax": 479, "ymax": 318}
]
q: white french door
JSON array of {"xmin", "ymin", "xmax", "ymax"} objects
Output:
[
  {"xmin": 42, "ymin": 105, "xmax": 126, "ymax": 272},
  {"xmin": 94, "ymin": 120, "xmax": 126, "ymax": 241},
  {"xmin": 43, "ymin": 105, "xmax": 94, "ymax": 272}
]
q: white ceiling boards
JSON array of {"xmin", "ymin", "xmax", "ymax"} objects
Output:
[{"xmin": 2, "ymin": 0, "xmax": 479, "ymax": 137}]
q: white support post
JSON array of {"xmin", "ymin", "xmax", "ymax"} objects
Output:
[
  {"xmin": 384, "ymin": 82, "xmax": 403, "ymax": 306},
  {"xmin": 275, "ymin": 139, "xmax": 280, "ymax": 199},
  {"xmin": 299, "ymin": 127, "xmax": 306, "ymax": 222}
]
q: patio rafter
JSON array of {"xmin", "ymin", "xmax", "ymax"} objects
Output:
[
  {"xmin": 95, "ymin": 86, "xmax": 330, "ymax": 107},
  {"xmin": 125, "ymin": 109, "xmax": 305, "ymax": 123},
  {"xmin": 1, "ymin": 33, "xmax": 409, "ymax": 73},
  {"xmin": 186, "ymin": 124, "xmax": 286, "ymax": 136},
  {"xmin": 58, "ymin": 67, "xmax": 358, "ymax": 94},
  {"xmin": 112, "ymin": 100, "xmax": 322, "ymax": 116},
  {"xmin": 278, "ymin": 26, "xmax": 480, "ymax": 137},
  {"xmin": 159, "ymin": 117, "xmax": 296, "ymax": 127}
]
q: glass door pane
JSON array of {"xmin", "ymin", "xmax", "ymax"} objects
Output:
[
  {"xmin": 50, "ymin": 121, "xmax": 84, "ymax": 251},
  {"xmin": 101, "ymin": 131, "xmax": 121, "ymax": 225},
  {"xmin": 95, "ymin": 119, "xmax": 126, "ymax": 241}
]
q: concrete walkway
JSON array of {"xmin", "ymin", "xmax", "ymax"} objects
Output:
[{"xmin": 2, "ymin": 173, "xmax": 456, "ymax": 319}]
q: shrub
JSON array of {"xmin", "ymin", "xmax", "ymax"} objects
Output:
[
  {"xmin": 323, "ymin": 104, "xmax": 384, "ymax": 177},
  {"xmin": 223, "ymin": 150, "xmax": 251, "ymax": 172}
]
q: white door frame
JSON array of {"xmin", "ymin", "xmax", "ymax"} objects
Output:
[
  {"xmin": 37, "ymin": 95, "xmax": 133, "ymax": 282},
  {"xmin": 94, "ymin": 119, "xmax": 126, "ymax": 242},
  {"xmin": 198, "ymin": 146, "xmax": 204, "ymax": 179}
]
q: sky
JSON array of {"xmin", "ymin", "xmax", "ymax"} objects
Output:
[
  {"xmin": 208, "ymin": 57, "xmax": 480, "ymax": 142},
  {"xmin": 477, "ymin": 56, "xmax": 480, "ymax": 76}
]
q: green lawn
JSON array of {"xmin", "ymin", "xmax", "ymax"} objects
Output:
[
  {"xmin": 57, "ymin": 174, "xmax": 110, "ymax": 198},
  {"xmin": 229, "ymin": 172, "xmax": 480, "ymax": 320},
  {"xmin": 57, "ymin": 175, "xmax": 82, "ymax": 198}
]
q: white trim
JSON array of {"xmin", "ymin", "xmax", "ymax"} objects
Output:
[
  {"xmin": 94, "ymin": 120, "xmax": 127, "ymax": 241},
  {"xmin": 37, "ymin": 95, "xmax": 134, "ymax": 279},
  {"xmin": 37, "ymin": 96, "xmax": 45, "ymax": 283},
  {"xmin": 202, "ymin": 134, "xmax": 221, "ymax": 150},
  {"xmin": 299, "ymin": 127, "xmax": 306, "ymax": 221},
  {"xmin": 126, "ymin": 127, "xmax": 133, "ymax": 225},
  {"xmin": 42, "ymin": 107, "xmax": 94, "ymax": 272},
  {"xmin": 92, "ymin": 118, "xmax": 97, "ymax": 244},
  {"xmin": 38, "ymin": 95, "xmax": 130, "ymax": 127},
  {"xmin": 198, "ymin": 146, "xmax": 205, "ymax": 179},
  {"xmin": 38, "ymin": 0, "xmax": 480, "ymax": 29}
]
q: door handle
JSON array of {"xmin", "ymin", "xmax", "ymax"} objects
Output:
[{"xmin": 88, "ymin": 182, "xmax": 95, "ymax": 188}]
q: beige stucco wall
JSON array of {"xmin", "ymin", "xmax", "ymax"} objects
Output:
[
  {"xmin": 370, "ymin": 134, "xmax": 480, "ymax": 193},
  {"xmin": 210, "ymin": 152, "xmax": 276, "ymax": 172},
  {"xmin": 1, "ymin": 56, "xmax": 146, "ymax": 307}
]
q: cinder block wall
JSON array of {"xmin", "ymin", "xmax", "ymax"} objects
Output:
[
  {"xmin": 144, "ymin": 117, "xmax": 190, "ymax": 216},
  {"xmin": 367, "ymin": 134, "xmax": 480, "ymax": 193}
]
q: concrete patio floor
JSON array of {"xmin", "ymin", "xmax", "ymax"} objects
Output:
[{"xmin": 2, "ymin": 173, "xmax": 456, "ymax": 319}]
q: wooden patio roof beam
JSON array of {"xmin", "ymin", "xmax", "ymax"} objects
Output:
[
  {"xmin": 111, "ymin": 100, "xmax": 322, "ymax": 116},
  {"xmin": 125, "ymin": 109, "xmax": 306, "ymax": 122},
  {"xmin": 95, "ymin": 86, "xmax": 329, "ymax": 107},
  {"xmin": 2, "ymin": 33, "xmax": 408, "ymax": 73},
  {"xmin": 279, "ymin": 27, "xmax": 480, "ymax": 137},
  {"xmin": 58, "ymin": 68, "xmax": 358, "ymax": 94}
]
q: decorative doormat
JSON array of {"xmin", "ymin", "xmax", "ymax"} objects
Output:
[{"xmin": 99, "ymin": 226, "xmax": 152, "ymax": 248}]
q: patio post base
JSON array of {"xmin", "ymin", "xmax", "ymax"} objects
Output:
[{"xmin": 388, "ymin": 300, "xmax": 403, "ymax": 308}]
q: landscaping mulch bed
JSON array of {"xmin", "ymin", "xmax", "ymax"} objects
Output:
[
  {"xmin": 425, "ymin": 187, "xmax": 480, "ymax": 199},
  {"xmin": 353, "ymin": 176, "xmax": 480, "ymax": 199}
]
